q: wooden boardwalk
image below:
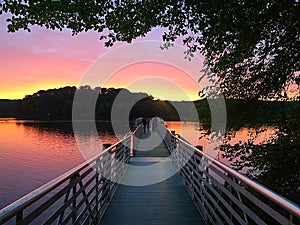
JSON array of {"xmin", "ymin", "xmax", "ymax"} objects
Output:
[{"xmin": 99, "ymin": 131, "xmax": 205, "ymax": 225}]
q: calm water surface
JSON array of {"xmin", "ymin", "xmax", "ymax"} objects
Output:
[
  {"xmin": 165, "ymin": 121, "xmax": 275, "ymax": 147},
  {"xmin": 0, "ymin": 119, "xmax": 120, "ymax": 209},
  {"xmin": 0, "ymin": 119, "xmax": 274, "ymax": 209},
  {"xmin": 165, "ymin": 121, "xmax": 276, "ymax": 171}
]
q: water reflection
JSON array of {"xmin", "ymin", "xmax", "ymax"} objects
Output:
[
  {"xmin": 0, "ymin": 120, "xmax": 287, "ymax": 209},
  {"xmin": 164, "ymin": 121, "xmax": 276, "ymax": 169},
  {"xmin": 165, "ymin": 121, "xmax": 276, "ymax": 155},
  {"xmin": 0, "ymin": 119, "xmax": 120, "ymax": 209},
  {"xmin": 17, "ymin": 120, "xmax": 120, "ymax": 135}
]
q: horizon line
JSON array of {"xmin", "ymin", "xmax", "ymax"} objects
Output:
[{"xmin": 0, "ymin": 85, "xmax": 201, "ymax": 102}]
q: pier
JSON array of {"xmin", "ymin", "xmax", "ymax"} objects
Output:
[
  {"xmin": 0, "ymin": 119, "xmax": 299, "ymax": 225},
  {"xmin": 100, "ymin": 130, "xmax": 204, "ymax": 225}
]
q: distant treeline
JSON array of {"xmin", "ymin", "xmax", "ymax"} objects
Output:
[
  {"xmin": 0, "ymin": 86, "xmax": 299, "ymax": 127},
  {"xmin": 0, "ymin": 86, "xmax": 180, "ymax": 121},
  {"xmin": 212, "ymin": 98, "xmax": 300, "ymax": 128}
]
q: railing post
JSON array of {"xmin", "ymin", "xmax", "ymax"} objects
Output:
[
  {"xmin": 171, "ymin": 130, "xmax": 176, "ymax": 152},
  {"xmin": 72, "ymin": 174, "xmax": 77, "ymax": 224},
  {"xmin": 103, "ymin": 144, "xmax": 112, "ymax": 150},
  {"xmin": 104, "ymin": 144, "xmax": 113, "ymax": 183},
  {"xmin": 195, "ymin": 146, "xmax": 203, "ymax": 152},
  {"xmin": 16, "ymin": 211, "xmax": 23, "ymax": 224},
  {"xmin": 190, "ymin": 156, "xmax": 195, "ymax": 200},
  {"xmin": 130, "ymin": 132, "xmax": 134, "ymax": 157},
  {"xmin": 96, "ymin": 158, "xmax": 100, "ymax": 211}
]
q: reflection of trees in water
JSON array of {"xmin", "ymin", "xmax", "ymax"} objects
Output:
[
  {"xmin": 17, "ymin": 121, "xmax": 74, "ymax": 134},
  {"xmin": 221, "ymin": 118, "xmax": 300, "ymax": 205},
  {"xmin": 17, "ymin": 121, "xmax": 116, "ymax": 135}
]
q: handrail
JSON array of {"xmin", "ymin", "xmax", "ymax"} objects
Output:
[
  {"xmin": 0, "ymin": 132, "xmax": 133, "ymax": 224},
  {"xmin": 179, "ymin": 135, "xmax": 300, "ymax": 218},
  {"xmin": 0, "ymin": 134, "xmax": 128, "ymax": 218},
  {"xmin": 162, "ymin": 126, "xmax": 300, "ymax": 225}
]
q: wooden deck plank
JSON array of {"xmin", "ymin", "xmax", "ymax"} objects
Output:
[{"xmin": 134, "ymin": 131, "xmax": 170, "ymax": 157}]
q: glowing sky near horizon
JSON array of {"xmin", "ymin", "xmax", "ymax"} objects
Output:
[
  {"xmin": 104, "ymin": 62, "xmax": 201, "ymax": 100},
  {"xmin": 0, "ymin": 13, "xmax": 204, "ymax": 101}
]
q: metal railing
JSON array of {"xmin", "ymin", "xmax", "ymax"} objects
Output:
[
  {"xmin": 162, "ymin": 125, "xmax": 300, "ymax": 225},
  {"xmin": 2, "ymin": 121, "xmax": 300, "ymax": 225},
  {"xmin": 0, "ymin": 133, "xmax": 133, "ymax": 225}
]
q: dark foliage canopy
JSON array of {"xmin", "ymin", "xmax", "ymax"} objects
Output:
[{"xmin": 1, "ymin": 0, "xmax": 300, "ymax": 99}]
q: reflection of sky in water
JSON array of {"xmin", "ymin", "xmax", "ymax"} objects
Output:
[
  {"xmin": 0, "ymin": 119, "xmax": 276, "ymax": 209},
  {"xmin": 165, "ymin": 121, "xmax": 276, "ymax": 149},
  {"xmin": 164, "ymin": 121, "xmax": 276, "ymax": 169},
  {"xmin": 0, "ymin": 119, "xmax": 119, "ymax": 209}
]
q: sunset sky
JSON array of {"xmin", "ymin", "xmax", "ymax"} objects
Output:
[{"xmin": 0, "ymin": 13, "xmax": 204, "ymax": 101}]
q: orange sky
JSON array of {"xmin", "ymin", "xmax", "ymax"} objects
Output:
[{"xmin": 0, "ymin": 13, "xmax": 204, "ymax": 101}]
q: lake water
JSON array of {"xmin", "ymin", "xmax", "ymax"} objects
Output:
[
  {"xmin": 0, "ymin": 119, "xmax": 275, "ymax": 209},
  {"xmin": 165, "ymin": 121, "xmax": 276, "ymax": 167},
  {"xmin": 0, "ymin": 119, "xmax": 121, "ymax": 209}
]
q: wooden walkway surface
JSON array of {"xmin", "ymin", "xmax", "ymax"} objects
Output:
[{"xmin": 99, "ymin": 131, "xmax": 205, "ymax": 225}]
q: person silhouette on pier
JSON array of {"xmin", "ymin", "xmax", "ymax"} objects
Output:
[{"xmin": 142, "ymin": 117, "xmax": 147, "ymax": 134}]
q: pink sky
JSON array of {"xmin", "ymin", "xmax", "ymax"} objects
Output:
[
  {"xmin": 105, "ymin": 62, "xmax": 201, "ymax": 100},
  {"xmin": 0, "ymin": 13, "xmax": 204, "ymax": 100}
]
